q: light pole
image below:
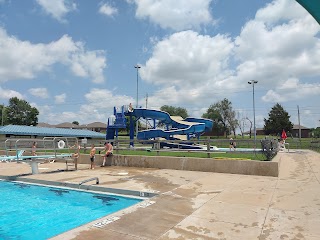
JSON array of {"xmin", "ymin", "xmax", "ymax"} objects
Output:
[
  {"xmin": 248, "ymin": 80, "xmax": 258, "ymax": 148},
  {"xmin": 134, "ymin": 65, "xmax": 141, "ymax": 137},
  {"xmin": 134, "ymin": 65, "xmax": 141, "ymax": 109}
]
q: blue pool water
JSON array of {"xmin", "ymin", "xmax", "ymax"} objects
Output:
[{"xmin": 0, "ymin": 180, "xmax": 142, "ymax": 239}]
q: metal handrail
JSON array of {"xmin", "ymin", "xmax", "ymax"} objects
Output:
[{"xmin": 79, "ymin": 177, "xmax": 99, "ymax": 186}]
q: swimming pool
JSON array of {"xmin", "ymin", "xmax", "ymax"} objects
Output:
[
  {"xmin": 215, "ymin": 147, "xmax": 262, "ymax": 152},
  {"xmin": 0, "ymin": 180, "xmax": 142, "ymax": 239}
]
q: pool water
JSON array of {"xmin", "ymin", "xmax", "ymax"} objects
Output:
[{"xmin": 0, "ymin": 180, "xmax": 142, "ymax": 239}]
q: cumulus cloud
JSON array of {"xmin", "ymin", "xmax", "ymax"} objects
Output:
[
  {"xmin": 30, "ymin": 103, "xmax": 51, "ymax": 115},
  {"xmin": 45, "ymin": 111, "xmax": 79, "ymax": 123},
  {"xmin": 0, "ymin": 86, "xmax": 23, "ymax": 100},
  {"xmin": 233, "ymin": 0, "xmax": 320, "ymax": 102},
  {"xmin": 54, "ymin": 93, "xmax": 66, "ymax": 104},
  {"xmin": 0, "ymin": 28, "xmax": 106, "ymax": 83},
  {"xmin": 133, "ymin": 0, "xmax": 214, "ymax": 30},
  {"xmin": 141, "ymin": 30, "xmax": 233, "ymax": 87},
  {"xmin": 83, "ymin": 88, "xmax": 134, "ymax": 109},
  {"xmin": 28, "ymin": 88, "xmax": 49, "ymax": 99},
  {"xmin": 41, "ymin": 88, "xmax": 135, "ymax": 123},
  {"xmin": 99, "ymin": 3, "xmax": 118, "ymax": 17},
  {"xmin": 138, "ymin": 30, "xmax": 236, "ymax": 111},
  {"xmin": 262, "ymin": 78, "xmax": 320, "ymax": 103},
  {"xmin": 36, "ymin": 0, "xmax": 76, "ymax": 22},
  {"xmin": 255, "ymin": 0, "xmax": 307, "ymax": 24}
]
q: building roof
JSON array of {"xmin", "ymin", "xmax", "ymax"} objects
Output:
[
  {"xmin": 292, "ymin": 124, "xmax": 310, "ymax": 130},
  {"xmin": 37, "ymin": 122, "xmax": 54, "ymax": 128},
  {"xmin": 0, "ymin": 125, "xmax": 105, "ymax": 139},
  {"xmin": 54, "ymin": 122, "xmax": 79, "ymax": 128},
  {"xmin": 80, "ymin": 122, "xmax": 107, "ymax": 128}
]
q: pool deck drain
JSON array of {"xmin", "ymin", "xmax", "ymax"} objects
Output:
[{"xmin": 0, "ymin": 150, "xmax": 319, "ymax": 239}]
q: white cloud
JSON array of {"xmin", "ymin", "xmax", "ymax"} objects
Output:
[
  {"xmin": 262, "ymin": 78, "xmax": 320, "ymax": 103},
  {"xmin": 141, "ymin": 30, "xmax": 233, "ymax": 87},
  {"xmin": 139, "ymin": 30, "xmax": 236, "ymax": 111},
  {"xmin": 28, "ymin": 88, "xmax": 49, "ymax": 99},
  {"xmin": 45, "ymin": 111, "xmax": 79, "ymax": 123},
  {"xmin": 255, "ymin": 0, "xmax": 307, "ymax": 24},
  {"xmin": 36, "ymin": 0, "xmax": 76, "ymax": 22},
  {"xmin": 70, "ymin": 50, "xmax": 106, "ymax": 83},
  {"xmin": 30, "ymin": 103, "xmax": 51, "ymax": 115},
  {"xmin": 0, "ymin": 87, "xmax": 23, "ymax": 100},
  {"xmin": 133, "ymin": 0, "xmax": 214, "ymax": 30},
  {"xmin": 84, "ymin": 88, "xmax": 134, "ymax": 109},
  {"xmin": 233, "ymin": 0, "xmax": 320, "ymax": 102},
  {"xmin": 99, "ymin": 3, "xmax": 118, "ymax": 17},
  {"xmin": 0, "ymin": 28, "xmax": 106, "ymax": 83},
  {"xmin": 54, "ymin": 93, "xmax": 66, "ymax": 104},
  {"xmin": 38, "ymin": 89, "xmax": 134, "ymax": 124},
  {"xmin": 79, "ymin": 88, "xmax": 134, "ymax": 122}
]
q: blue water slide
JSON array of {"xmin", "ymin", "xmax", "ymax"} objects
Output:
[
  {"xmin": 130, "ymin": 109, "xmax": 211, "ymax": 140},
  {"xmin": 184, "ymin": 117, "xmax": 213, "ymax": 132}
]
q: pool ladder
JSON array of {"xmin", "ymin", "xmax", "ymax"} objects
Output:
[{"xmin": 79, "ymin": 177, "xmax": 99, "ymax": 186}]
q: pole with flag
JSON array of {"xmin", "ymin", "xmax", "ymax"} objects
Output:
[{"xmin": 281, "ymin": 129, "xmax": 287, "ymax": 141}]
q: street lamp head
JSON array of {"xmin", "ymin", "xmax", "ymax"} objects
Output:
[
  {"xmin": 248, "ymin": 80, "xmax": 258, "ymax": 84},
  {"xmin": 134, "ymin": 65, "xmax": 141, "ymax": 69}
]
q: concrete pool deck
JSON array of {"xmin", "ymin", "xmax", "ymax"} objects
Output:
[{"xmin": 0, "ymin": 150, "xmax": 319, "ymax": 239}]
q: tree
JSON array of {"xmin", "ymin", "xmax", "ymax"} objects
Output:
[
  {"xmin": 6, "ymin": 97, "xmax": 39, "ymax": 126},
  {"xmin": 311, "ymin": 127, "xmax": 320, "ymax": 138},
  {"xmin": 160, "ymin": 105, "xmax": 188, "ymax": 119},
  {"xmin": 246, "ymin": 117, "xmax": 253, "ymax": 138},
  {"xmin": 202, "ymin": 105, "xmax": 225, "ymax": 136},
  {"xmin": 237, "ymin": 114, "xmax": 247, "ymax": 138},
  {"xmin": 72, "ymin": 121, "xmax": 79, "ymax": 125},
  {"xmin": 202, "ymin": 98, "xmax": 238, "ymax": 137},
  {"xmin": 0, "ymin": 104, "xmax": 8, "ymax": 126},
  {"xmin": 264, "ymin": 103, "xmax": 293, "ymax": 136}
]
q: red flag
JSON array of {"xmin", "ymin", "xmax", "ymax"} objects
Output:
[{"xmin": 281, "ymin": 129, "xmax": 287, "ymax": 140}]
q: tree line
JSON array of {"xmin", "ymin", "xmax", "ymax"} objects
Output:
[{"xmin": 161, "ymin": 100, "xmax": 296, "ymax": 138}]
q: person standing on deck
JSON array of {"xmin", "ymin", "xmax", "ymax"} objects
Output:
[
  {"xmin": 69, "ymin": 142, "xmax": 80, "ymax": 170},
  {"xmin": 90, "ymin": 144, "xmax": 96, "ymax": 169},
  {"xmin": 31, "ymin": 142, "xmax": 37, "ymax": 156}
]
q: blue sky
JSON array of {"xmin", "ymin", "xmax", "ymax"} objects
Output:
[{"xmin": 0, "ymin": 0, "xmax": 319, "ymax": 131}]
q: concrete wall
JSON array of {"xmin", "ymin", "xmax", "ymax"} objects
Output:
[{"xmin": 77, "ymin": 154, "xmax": 279, "ymax": 177}]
